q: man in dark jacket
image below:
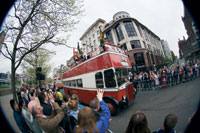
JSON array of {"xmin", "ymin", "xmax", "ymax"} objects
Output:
[{"xmin": 10, "ymin": 99, "xmax": 31, "ymax": 133}]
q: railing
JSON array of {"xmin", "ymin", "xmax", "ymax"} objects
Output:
[{"xmin": 132, "ymin": 70, "xmax": 200, "ymax": 92}]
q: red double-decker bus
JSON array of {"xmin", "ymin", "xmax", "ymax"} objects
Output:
[{"xmin": 62, "ymin": 45, "xmax": 136, "ymax": 115}]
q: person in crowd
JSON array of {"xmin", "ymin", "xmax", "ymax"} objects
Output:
[
  {"xmin": 10, "ymin": 99, "xmax": 31, "ymax": 133},
  {"xmin": 68, "ymin": 94, "xmax": 85, "ymax": 120},
  {"xmin": 38, "ymin": 91, "xmax": 54, "ymax": 116},
  {"xmin": 173, "ymin": 67, "xmax": 179, "ymax": 85},
  {"xmin": 149, "ymin": 71, "xmax": 155, "ymax": 89},
  {"xmin": 21, "ymin": 87, "xmax": 30, "ymax": 107},
  {"xmin": 75, "ymin": 107, "xmax": 98, "ymax": 133},
  {"xmin": 154, "ymin": 113, "xmax": 178, "ymax": 133},
  {"xmin": 185, "ymin": 101, "xmax": 200, "ymax": 133},
  {"xmin": 179, "ymin": 67, "xmax": 184, "ymax": 83},
  {"xmin": 55, "ymin": 88, "xmax": 64, "ymax": 106},
  {"xmin": 184, "ymin": 65, "xmax": 189, "ymax": 82},
  {"xmin": 132, "ymin": 73, "xmax": 139, "ymax": 91},
  {"xmin": 166, "ymin": 69, "xmax": 172, "ymax": 87},
  {"xmin": 30, "ymin": 98, "xmax": 65, "ymax": 133},
  {"xmin": 143, "ymin": 71, "xmax": 149, "ymax": 90},
  {"xmin": 125, "ymin": 111, "xmax": 151, "ymax": 133},
  {"xmin": 153, "ymin": 72, "xmax": 160, "ymax": 89},
  {"xmin": 21, "ymin": 100, "xmax": 44, "ymax": 133},
  {"xmin": 128, "ymin": 71, "xmax": 133, "ymax": 81},
  {"xmin": 29, "ymin": 89, "xmax": 38, "ymax": 101},
  {"xmin": 75, "ymin": 89, "xmax": 111, "ymax": 133}
]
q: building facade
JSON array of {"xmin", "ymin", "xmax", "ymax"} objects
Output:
[
  {"xmin": 178, "ymin": 7, "xmax": 200, "ymax": 63},
  {"xmin": 161, "ymin": 40, "xmax": 172, "ymax": 60},
  {"xmin": 103, "ymin": 11, "xmax": 165, "ymax": 70},
  {"xmin": 79, "ymin": 11, "xmax": 168, "ymax": 70},
  {"xmin": 80, "ymin": 18, "xmax": 106, "ymax": 57}
]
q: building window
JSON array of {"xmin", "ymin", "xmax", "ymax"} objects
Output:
[
  {"xmin": 97, "ymin": 30, "xmax": 100, "ymax": 35},
  {"xmin": 143, "ymin": 41, "xmax": 146, "ymax": 48},
  {"xmin": 105, "ymin": 30, "xmax": 113, "ymax": 42},
  {"xmin": 93, "ymin": 34, "xmax": 95, "ymax": 38},
  {"xmin": 130, "ymin": 40, "xmax": 141, "ymax": 49},
  {"xmin": 134, "ymin": 53, "xmax": 145, "ymax": 66},
  {"xmin": 124, "ymin": 21, "xmax": 137, "ymax": 37},
  {"xmin": 95, "ymin": 72, "xmax": 104, "ymax": 88},
  {"xmin": 93, "ymin": 40, "xmax": 96, "ymax": 45},
  {"xmin": 138, "ymin": 26, "xmax": 143, "ymax": 37},
  {"xmin": 104, "ymin": 69, "xmax": 116, "ymax": 88},
  {"xmin": 120, "ymin": 43, "xmax": 127, "ymax": 50},
  {"xmin": 115, "ymin": 24, "xmax": 124, "ymax": 41}
]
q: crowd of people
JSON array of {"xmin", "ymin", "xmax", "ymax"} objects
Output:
[
  {"xmin": 130, "ymin": 63, "xmax": 200, "ymax": 91},
  {"xmin": 10, "ymin": 86, "xmax": 111, "ymax": 133},
  {"xmin": 10, "ymin": 84, "xmax": 200, "ymax": 133}
]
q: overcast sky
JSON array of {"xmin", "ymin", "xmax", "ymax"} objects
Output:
[{"xmin": 0, "ymin": 0, "xmax": 187, "ymax": 74}]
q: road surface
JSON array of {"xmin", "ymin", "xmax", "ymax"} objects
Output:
[{"xmin": 110, "ymin": 78, "xmax": 200, "ymax": 133}]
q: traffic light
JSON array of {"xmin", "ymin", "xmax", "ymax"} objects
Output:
[
  {"xmin": 36, "ymin": 67, "xmax": 45, "ymax": 80},
  {"xmin": 36, "ymin": 67, "xmax": 42, "ymax": 72}
]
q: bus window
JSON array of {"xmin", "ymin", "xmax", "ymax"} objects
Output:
[
  {"xmin": 104, "ymin": 69, "xmax": 116, "ymax": 88},
  {"xmin": 115, "ymin": 68, "xmax": 129, "ymax": 86},
  {"xmin": 68, "ymin": 81, "xmax": 72, "ymax": 86},
  {"xmin": 72, "ymin": 80, "xmax": 76, "ymax": 87},
  {"xmin": 77, "ymin": 79, "xmax": 83, "ymax": 87},
  {"xmin": 95, "ymin": 72, "xmax": 104, "ymax": 88},
  {"xmin": 64, "ymin": 81, "xmax": 67, "ymax": 86}
]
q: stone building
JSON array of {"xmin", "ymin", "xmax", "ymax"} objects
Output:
[
  {"xmin": 79, "ymin": 11, "xmax": 168, "ymax": 70},
  {"xmin": 103, "ymin": 11, "xmax": 165, "ymax": 70},
  {"xmin": 178, "ymin": 7, "xmax": 200, "ymax": 62}
]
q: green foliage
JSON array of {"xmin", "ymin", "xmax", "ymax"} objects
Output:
[
  {"xmin": 163, "ymin": 57, "xmax": 173, "ymax": 66},
  {"xmin": 22, "ymin": 48, "xmax": 52, "ymax": 85},
  {"xmin": 171, "ymin": 51, "xmax": 177, "ymax": 62}
]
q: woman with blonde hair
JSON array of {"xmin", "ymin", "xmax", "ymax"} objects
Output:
[
  {"xmin": 75, "ymin": 89, "xmax": 110, "ymax": 133},
  {"xmin": 75, "ymin": 107, "xmax": 98, "ymax": 133}
]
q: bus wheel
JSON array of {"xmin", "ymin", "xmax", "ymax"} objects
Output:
[{"xmin": 104, "ymin": 98, "xmax": 119, "ymax": 116}]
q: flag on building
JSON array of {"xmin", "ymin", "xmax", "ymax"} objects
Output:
[
  {"xmin": 99, "ymin": 26, "xmax": 105, "ymax": 52},
  {"xmin": 77, "ymin": 42, "xmax": 83, "ymax": 57}
]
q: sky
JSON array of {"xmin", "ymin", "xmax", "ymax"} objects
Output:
[{"xmin": 0, "ymin": 0, "xmax": 187, "ymax": 75}]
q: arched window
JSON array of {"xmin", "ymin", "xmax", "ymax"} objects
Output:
[{"xmin": 134, "ymin": 52, "xmax": 145, "ymax": 66}]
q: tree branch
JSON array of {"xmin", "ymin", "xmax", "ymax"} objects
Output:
[
  {"xmin": 13, "ymin": 0, "xmax": 41, "ymax": 52},
  {"xmin": 16, "ymin": 46, "xmax": 29, "ymax": 51},
  {"xmin": 5, "ymin": 24, "xmax": 20, "ymax": 30},
  {"xmin": 4, "ymin": 43, "xmax": 12, "ymax": 58},
  {"xmin": 14, "ymin": 3, "xmax": 22, "ymax": 26},
  {"xmin": 15, "ymin": 34, "xmax": 54, "ymax": 70},
  {"xmin": 48, "ymin": 40, "xmax": 75, "ymax": 49},
  {"xmin": 0, "ymin": 43, "xmax": 12, "ymax": 60}
]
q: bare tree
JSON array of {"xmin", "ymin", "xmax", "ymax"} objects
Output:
[
  {"xmin": 21, "ymin": 48, "xmax": 54, "ymax": 85},
  {"xmin": 0, "ymin": 0, "xmax": 83, "ymax": 100}
]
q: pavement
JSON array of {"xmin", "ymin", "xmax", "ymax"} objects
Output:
[
  {"xmin": 110, "ymin": 78, "xmax": 200, "ymax": 133},
  {"xmin": 0, "ymin": 88, "xmax": 13, "ymax": 96}
]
